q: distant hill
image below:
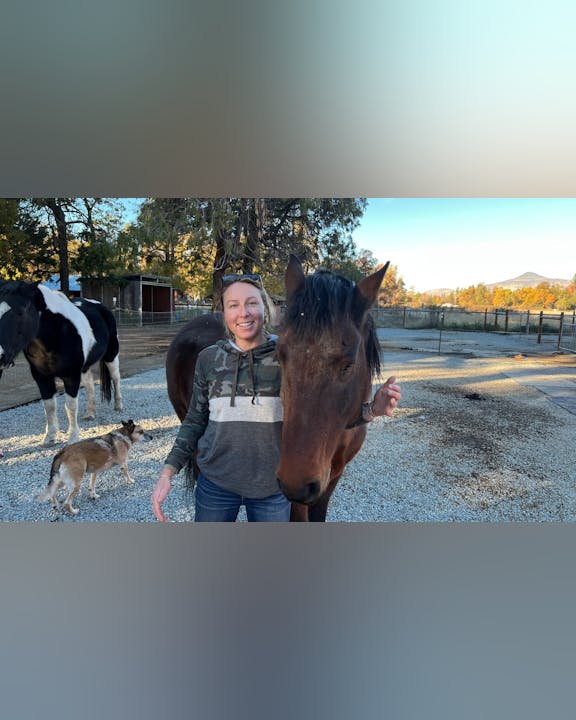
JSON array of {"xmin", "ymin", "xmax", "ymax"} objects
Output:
[
  {"xmin": 486, "ymin": 272, "xmax": 572, "ymax": 290},
  {"xmin": 424, "ymin": 272, "xmax": 571, "ymax": 295},
  {"xmin": 422, "ymin": 287, "xmax": 454, "ymax": 297}
]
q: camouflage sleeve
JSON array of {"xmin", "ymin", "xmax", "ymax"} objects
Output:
[{"xmin": 164, "ymin": 355, "xmax": 210, "ymax": 473}]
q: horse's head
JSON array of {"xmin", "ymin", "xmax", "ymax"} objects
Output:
[
  {"xmin": 276, "ymin": 255, "xmax": 388, "ymax": 506},
  {"xmin": 0, "ymin": 281, "xmax": 42, "ymax": 370}
]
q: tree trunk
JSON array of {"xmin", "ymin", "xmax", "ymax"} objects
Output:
[
  {"xmin": 45, "ymin": 199, "xmax": 70, "ymax": 295},
  {"xmin": 242, "ymin": 198, "xmax": 264, "ymax": 274},
  {"xmin": 211, "ymin": 200, "xmax": 230, "ymax": 310}
]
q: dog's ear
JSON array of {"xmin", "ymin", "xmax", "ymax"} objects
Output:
[{"xmin": 122, "ymin": 419, "xmax": 135, "ymax": 432}]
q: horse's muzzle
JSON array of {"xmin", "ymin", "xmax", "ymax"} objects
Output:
[{"xmin": 278, "ymin": 478, "xmax": 321, "ymax": 505}]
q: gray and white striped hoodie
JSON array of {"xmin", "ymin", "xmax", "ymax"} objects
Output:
[{"xmin": 164, "ymin": 336, "xmax": 284, "ymax": 498}]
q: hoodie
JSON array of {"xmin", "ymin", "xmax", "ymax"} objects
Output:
[{"xmin": 164, "ymin": 336, "xmax": 284, "ymax": 498}]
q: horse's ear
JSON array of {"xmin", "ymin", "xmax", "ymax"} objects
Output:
[
  {"xmin": 352, "ymin": 262, "xmax": 389, "ymax": 321},
  {"xmin": 285, "ymin": 254, "xmax": 305, "ymax": 301},
  {"xmin": 357, "ymin": 262, "xmax": 389, "ymax": 306}
]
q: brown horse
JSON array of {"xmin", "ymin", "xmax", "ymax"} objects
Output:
[
  {"xmin": 165, "ymin": 254, "xmax": 388, "ymax": 521},
  {"xmin": 166, "ymin": 312, "xmax": 226, "ymax": 423}
]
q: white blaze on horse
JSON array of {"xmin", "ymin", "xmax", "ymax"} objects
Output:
[{"xmin": 0, "ymin": 280, "xmax": 123, "ymax": 445}]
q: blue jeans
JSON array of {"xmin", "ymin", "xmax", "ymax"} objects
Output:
[{"xmin": 194, "ymin": 473, "xmax": 291, "ymax": 522}]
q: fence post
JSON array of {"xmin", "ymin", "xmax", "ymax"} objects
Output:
[
  {"xmin": 438, "ymin": 311, "xmax": 445, "ymax": 354},
  {"xmin": 504, "ymin": 309, "xmax": 509, "ymax": 332},
  {"xmin": 537, "ymin": 311, "xmax": 544, "ymax": 344},
  {"xmin": 525, "ymin": 310, "xmax": 530, "ymax": 334},
  {"xmin": 557, "ymin": 312, "xmax": 564, "ymax": 350},
  {"xmin": 403, "ymin": 306, "xmax": 407, "ymax": 328},
  {"xmin": 483, "ymin": 308, "xmax": 487, "ymax": 331}
]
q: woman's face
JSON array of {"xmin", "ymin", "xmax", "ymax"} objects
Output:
[{"xmin": 222, "ymin": 281, "xmax": 266, "ymax": 350}]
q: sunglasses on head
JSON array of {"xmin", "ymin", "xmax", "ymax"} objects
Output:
[{"xmin": 221, "ymin": 273, "xmax": 263, "ymax": 288}]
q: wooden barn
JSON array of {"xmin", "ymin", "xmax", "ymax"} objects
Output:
[{"xmin": 80, "ymin": 274, "xmax": 174, "ymax": 324}]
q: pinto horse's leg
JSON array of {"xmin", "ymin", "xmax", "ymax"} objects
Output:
[
  {"xmin": 82, "ymin": 369, "xmax": 96, "ymax": 420},
  {"xmin": 106, "ymin": 356, "xmax": 123, "ymax": 411},
  {"xmin": 61, "ymin": 376, "xmax": 82, "ymax": 444},
  {"xmin": 41, "ymin": 396, "xmax": 61, "ymax": 445},
  {"xmin": 64, "ymin": 395, "xmax": 81, "ymax": 444},
  {"xmin": 29, "ymin": 368, "xmax": 60, "ymax": 445}
]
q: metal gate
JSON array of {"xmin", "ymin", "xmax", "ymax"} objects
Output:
[{"xmin": 559, "ymin": 316, "xmax": 576, "ymax": 353}]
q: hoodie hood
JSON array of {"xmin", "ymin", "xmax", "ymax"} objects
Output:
[{"xmin": 216, "ymin": 335, "xmax": 278, "ymax": 406}]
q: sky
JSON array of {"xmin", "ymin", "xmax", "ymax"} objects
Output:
[
  {"xmin": 352, "ymin": 199, "xmax": 576, "ymax": 292},
  {"xmin": 120, "ymin": 198, "xmax": 576, "ymax": 293}
]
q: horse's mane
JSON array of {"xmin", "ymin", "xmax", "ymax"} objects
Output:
[{"xmin": 283, "ymin": 270, "xmax": 381, "ymax": 377}]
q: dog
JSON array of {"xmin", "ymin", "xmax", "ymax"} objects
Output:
[{"xmin": 37, "ymin": 419, "xmax": 152, "ymax": 515}]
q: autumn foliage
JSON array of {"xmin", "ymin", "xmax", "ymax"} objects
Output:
[{"xmin": 404, "ymin": 281, "xmax": 576, "ymax": 311}]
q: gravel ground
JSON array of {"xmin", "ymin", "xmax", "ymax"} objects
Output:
[{"xmin": 1, "ymin": 351, "xmax": 575, "ymax": 522}]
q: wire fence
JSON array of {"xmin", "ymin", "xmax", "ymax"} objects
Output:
[
  {"xmin": 371, "ymin": 307, "xmax": 576, "ymax": 353},
  {"xmin": 112, "ymin": 303, "xmax": 576, "ymax": 354},
  {"xmin": 112, "ymin": 306, "xmax": 212, "ymax": 326}
]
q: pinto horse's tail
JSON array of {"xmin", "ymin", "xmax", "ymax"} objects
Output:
[{"xmin": 100, "ymin": 361, "xmax": 112, "ymax": 403}]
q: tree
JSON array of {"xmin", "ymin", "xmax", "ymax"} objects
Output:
[
  {"xmin": 134, "ymin": 198, "xmax": 368, "ymax": 300},
  {"xmin": 26, "ymin": 198, "xmax": 124, "ymax": 292},
  {"xmin": 0, "ymin": 199, "xmax": 52, "ymax": 279},
  {"xmin": 492, "ymin": 286, "xmax": 514, "ymax": 308},
  {"xmin": 376, "ymin": 264, "xmax": 406, "ymax": 306}
]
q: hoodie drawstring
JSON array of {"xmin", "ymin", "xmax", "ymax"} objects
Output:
[
  {"xmin": 230, "ymin": 350, "xmax": 258, "ymax": 406},
  {"xmin": 248, "ymin": 350, "xmax": 258, "ymax": 404},
  {"xmin": 230, "ymin": 353, "xmax": 240, "ymax": 407}
]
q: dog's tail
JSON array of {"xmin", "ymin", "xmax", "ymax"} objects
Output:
[
  {"xmin": 100, "ymin": 360, "xmax": 112, "ymax": 403},
  {"xmin": 37, "ymin": 449, "xmax": 64, "ymax": 502}
]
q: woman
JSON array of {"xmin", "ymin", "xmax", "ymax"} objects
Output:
[{"xmin": 151, "ymin": 274, "xmax": 401, "ymax": 522}]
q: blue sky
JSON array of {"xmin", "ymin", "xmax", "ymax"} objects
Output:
[{"xmin": 352, "ymin": 199, "xmax": 576, "ymax": 292}]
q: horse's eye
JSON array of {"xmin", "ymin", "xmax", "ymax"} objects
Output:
[{"xmin": 340, "ymin": 361, "xmax": 354, "ymax": 376}]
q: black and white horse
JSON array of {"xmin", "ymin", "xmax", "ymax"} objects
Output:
[{"xmin": 0, "ymin": 280, "xmax": 123, "ymax": 445}]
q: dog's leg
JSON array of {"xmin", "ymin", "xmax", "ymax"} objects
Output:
[
  {"xmin": 88, "ymin": 472, "xmax": 100, "ymax": 499},
  {"xmin": 82, "ymin": 369, "xmax": 96, "ymax": 420},
  {"xmin": 106, "ymin": 356, "xmax": 123, "ymax": 411},
  {"xmin": 62, "ymin": 471, "xmax": 81, "ymax": 515},
  {"xmin": 120, "ymin": 463, "xmax": 134, "ymax": 484},
  {"xmin": 64, "ymin": 395, "xmax": 81, "ymax": 444},
  {"xmin": 63, "ymin": 486, "xmax": 81, "ymax": 515}
]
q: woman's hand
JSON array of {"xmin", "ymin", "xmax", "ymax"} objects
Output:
[
  {"xmin": 151, "ymin": 470, "xmax": 174, "ymax": 522},
  {"xmin": 371, "ymin": 376, "xmax": 401, "ymax": 418}
]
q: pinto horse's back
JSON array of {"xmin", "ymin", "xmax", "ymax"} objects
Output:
[
  {"xmin": 74, "ymin": 299, "xmax": 120, "ymax": 364},
  {"xmin": 166, "ymin": 313, "xmax": 225, "ymax": 421}
]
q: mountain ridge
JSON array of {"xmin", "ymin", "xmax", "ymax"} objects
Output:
[{"xmin": 425, "ymin": 272, "xmax": 572, "ymax": 295}]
